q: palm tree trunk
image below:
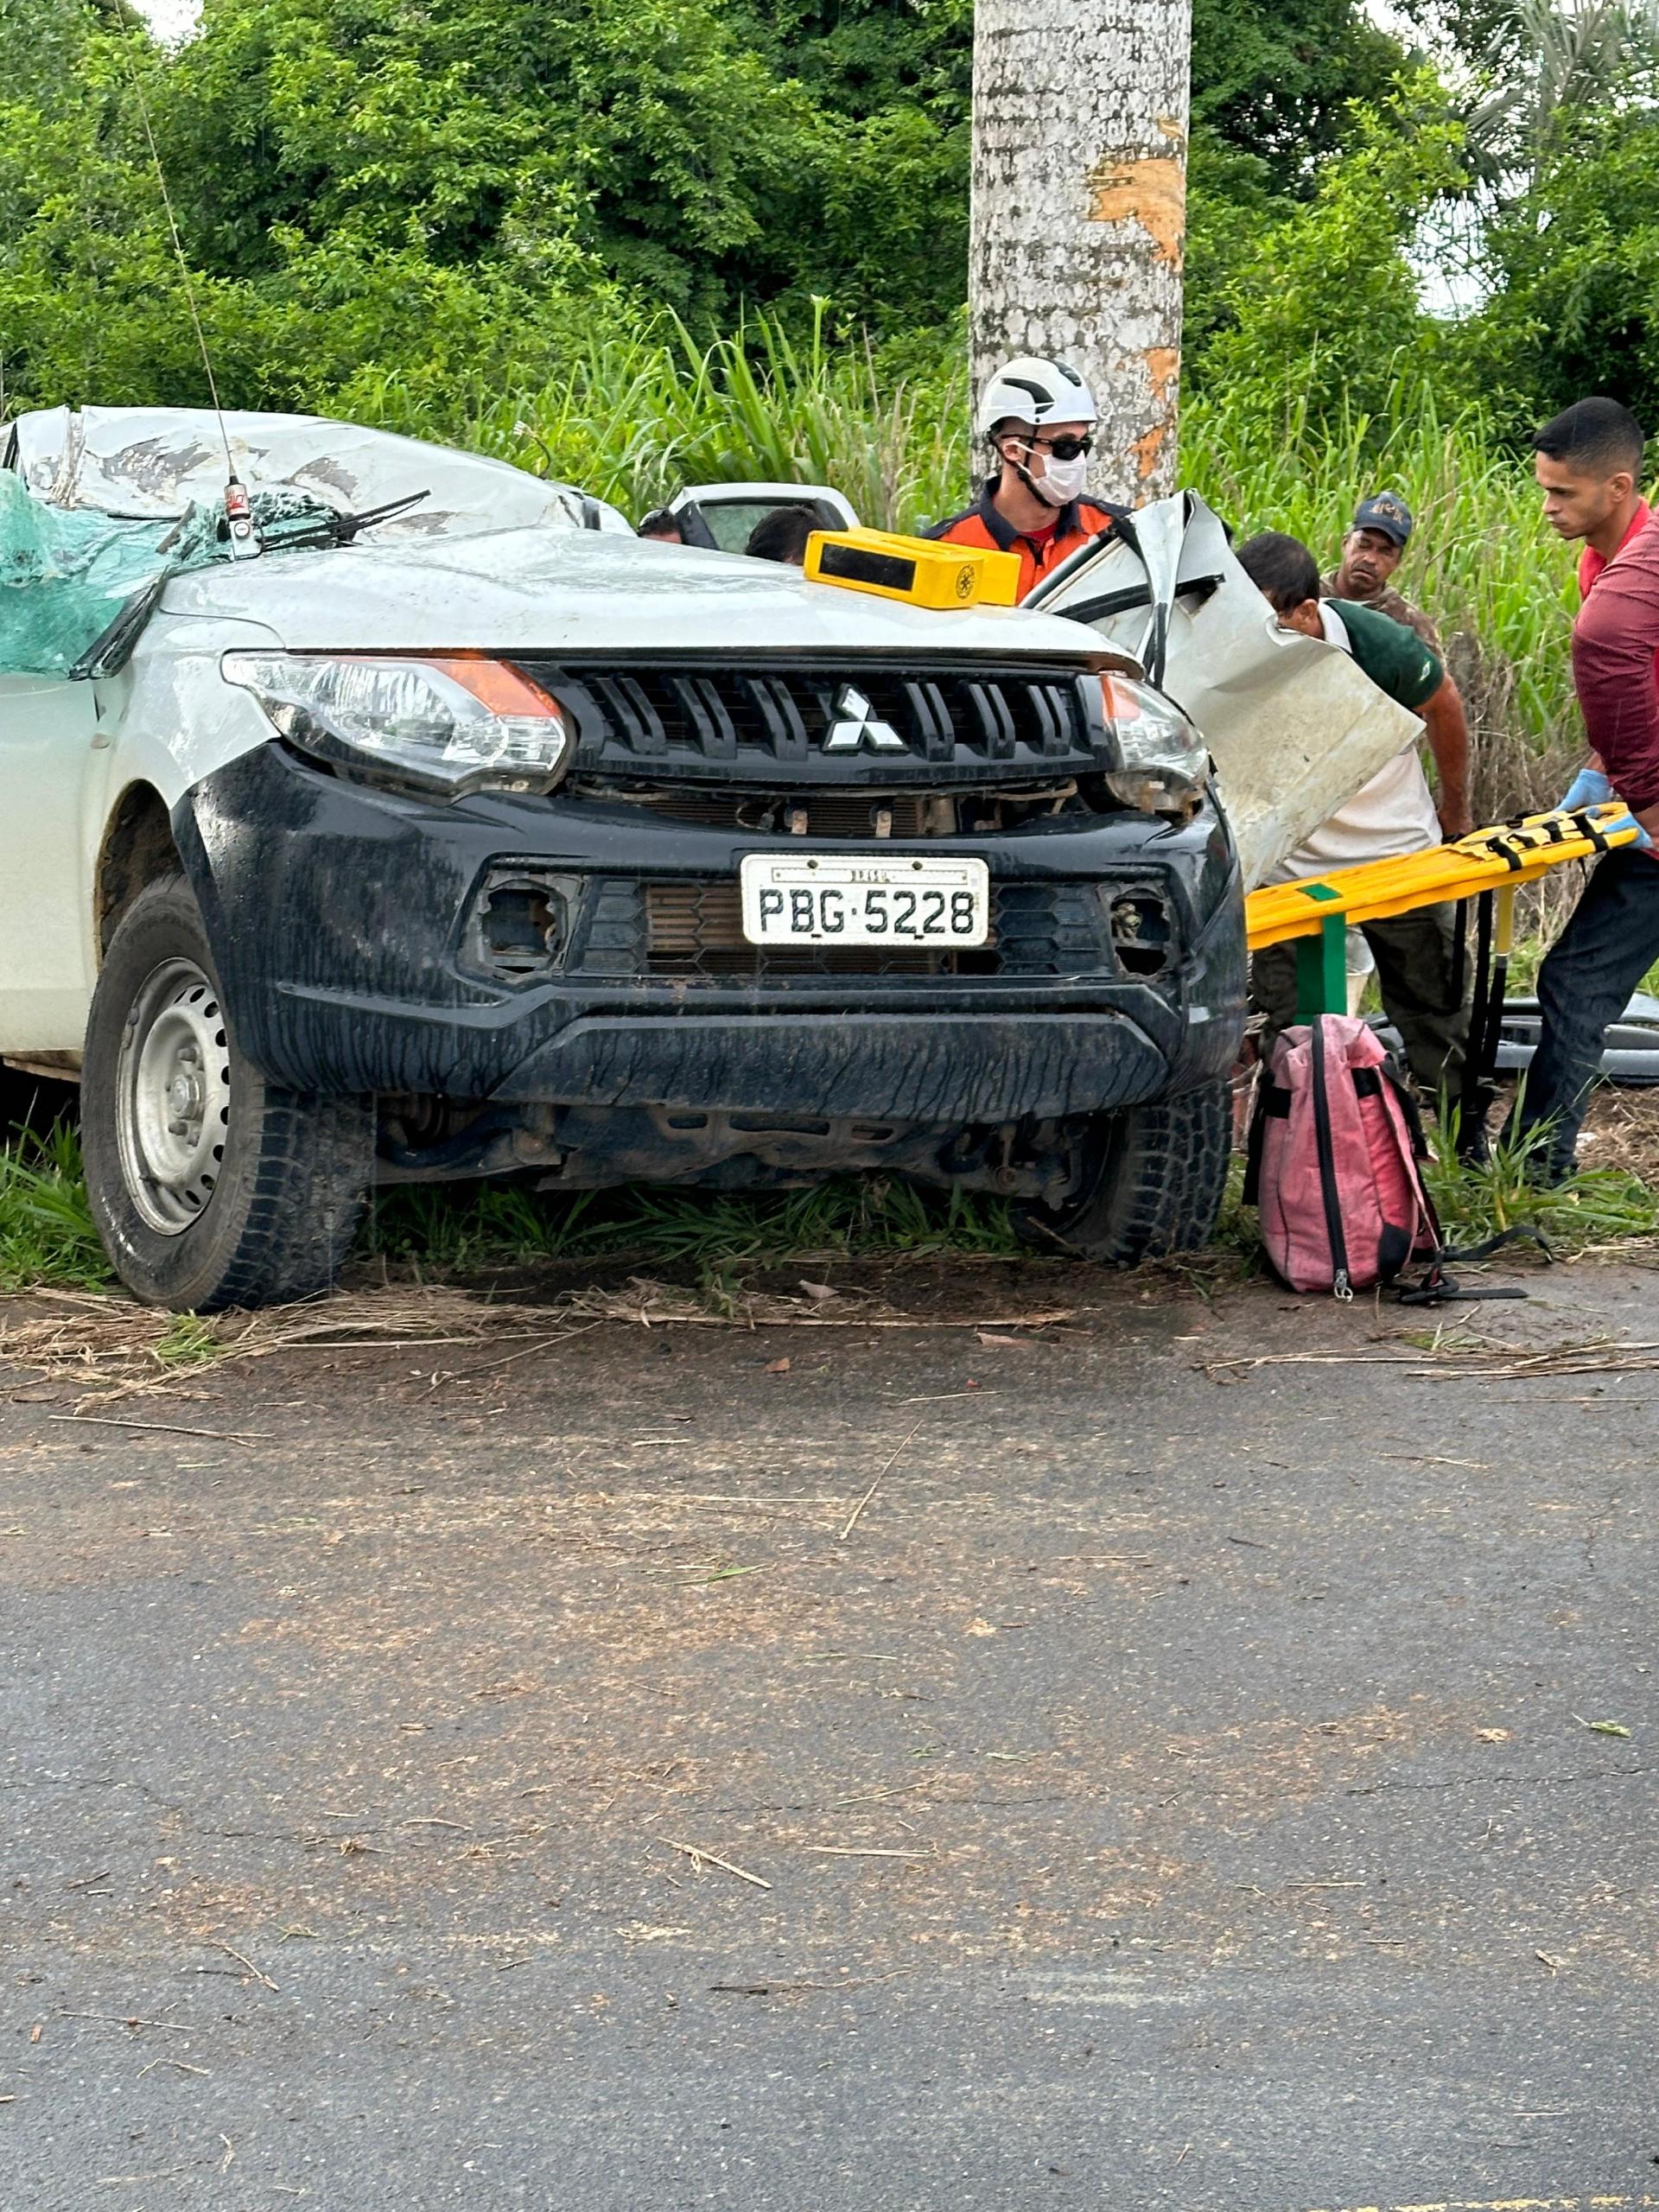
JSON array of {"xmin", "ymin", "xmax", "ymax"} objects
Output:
[{"xmin": 970, "ymin": 0, "xmax": 1192, "ymax": 505}]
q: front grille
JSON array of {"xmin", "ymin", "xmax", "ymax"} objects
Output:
[
  {"xmin": 564, "ymin": 877, "xmax": 1115, "ymax": 984},
  {"xmin": 609, "ymin": 790, "xmax": 933, "ymax": 837},
  {"xmin": 518, "ymin": 659, "xmax": 1108, "ymax": 785},
  {"xmin": 645, "ymin": 882, "xmax": 951, "ymax": 976},
  {"xmin": 574, "ymin": 783, "xmax": 1085, "ymax": 838}
]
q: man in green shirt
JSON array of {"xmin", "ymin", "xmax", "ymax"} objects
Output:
[{"xmin": 1236, "ymin": 531, "xmax": 1475, "ymax": 1095}]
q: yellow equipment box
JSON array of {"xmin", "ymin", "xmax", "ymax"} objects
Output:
[{"xmin": 805, "ymin": 526, "xmax": 1022, "ymax": 611}]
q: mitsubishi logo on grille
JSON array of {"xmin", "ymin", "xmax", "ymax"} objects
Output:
[{"xmin": 823, "ymin": 684, "xmax": 906, "ymax": 753}]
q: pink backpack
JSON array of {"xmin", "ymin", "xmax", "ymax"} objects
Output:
[{"xmin": 1244, "ymin": 1015, "xmax": 1439, "ymax": 1298}]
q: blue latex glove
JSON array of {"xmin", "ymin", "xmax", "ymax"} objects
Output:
[
  {"xmin": 1560, "ymin": 767, "xmax": 1654, "ymax": 849},
  {"xmin": 1560, "ymin": 766, "xmax": 1613, "ymax": 810},
  {"xmin": 1604, "ymin": 810, "xmax": 1656, "ymax": 852}
]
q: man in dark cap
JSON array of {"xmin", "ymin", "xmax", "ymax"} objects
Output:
[{"xmin": 1322, "ymin": 493, "xmax": 1442, "ymax": 654}]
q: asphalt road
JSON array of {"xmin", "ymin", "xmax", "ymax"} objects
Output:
[{"xmin": 1, "ymin": 1255, "xmax": 1655, "ymax": 2211}]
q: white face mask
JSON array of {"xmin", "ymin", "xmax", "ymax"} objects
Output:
[
  {"xmin": 1038, "ymin": 454, "xmax": 1089, "ymax": 506},
  {"xmin": 1013, "ymin": 442, "xmax": 1088, "ymax": 508}
]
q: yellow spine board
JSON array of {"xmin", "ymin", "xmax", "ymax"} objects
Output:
[
  {"xmin": 804, "ymin": 526, "xmax": 1022, "ymax": 611},
  {"xmin": 1245, "ymin": 806, "xmax": 1639, "ymax": 950}
]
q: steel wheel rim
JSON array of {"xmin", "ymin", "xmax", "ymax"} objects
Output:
[{"xmin": 115, "ymin": 957, "xmax": 232, "ymax": 1236}]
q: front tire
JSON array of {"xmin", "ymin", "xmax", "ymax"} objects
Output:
[
  {"xmin": 81, "ymin": 877, "xmax": 372, "ymax": 1310},
  {"xmin": 1020, "ymin": 1080, "xmax": 1231, "ymax": 1266}
]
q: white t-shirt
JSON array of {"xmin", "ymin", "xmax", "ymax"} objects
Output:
[{"xmin": 1269, "ymin": 602, "xmax": 1441, "ymax": 885}]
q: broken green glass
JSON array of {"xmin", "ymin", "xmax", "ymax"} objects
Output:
[{"xmin": 0, "ymin": 474, "xmax": 353, "ymax": 679}]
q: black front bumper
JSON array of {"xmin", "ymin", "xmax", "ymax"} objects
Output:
[{"xmin": 175, "ymin": 745, "xmax": 1248, "ymax": 1124}]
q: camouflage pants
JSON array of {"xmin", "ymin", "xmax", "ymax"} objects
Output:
[{"xmin": 1250, "ymin": 899, "xmax": 1470, "ymax": 1101}]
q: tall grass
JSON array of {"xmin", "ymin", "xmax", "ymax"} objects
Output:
[
  {"xmin": 1182, "ymin": 381, "xmax": 1578, "ymax": 747},
  {"xmin": 1422, "ymin": 1108, "xmax": 1659, "ymax": 1251},
  {"xmin": 352, "ymin": 308, "xmax": 970, "ymax": 534}
]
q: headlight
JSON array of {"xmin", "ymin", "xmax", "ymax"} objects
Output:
[
  {"xmin": 222, "ymin": 652, "xmax": 573, "ymax": 798},
  {"xmin": 1099, "ymin": 674, "xmax": 1210, "ymax": 819}
]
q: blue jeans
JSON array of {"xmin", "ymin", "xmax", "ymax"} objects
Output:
[{"xmin": 1508, "ymin": 848, "xmax": 1659, "ymax": 1175}]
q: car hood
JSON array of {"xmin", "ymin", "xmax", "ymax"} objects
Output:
[{"xmin": 156, "ymin": 524, "xmax": 1103, "ymax": 664}]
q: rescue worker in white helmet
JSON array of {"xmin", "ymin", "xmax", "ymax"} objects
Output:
[{"xmin": 925, "ymin": 355, "xmax": 1126, "ymax": 600}]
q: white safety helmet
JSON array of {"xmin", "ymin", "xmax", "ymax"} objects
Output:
[{"xmin": 976, "ymin": 356, "xmax": 1099, "ymax": 440}]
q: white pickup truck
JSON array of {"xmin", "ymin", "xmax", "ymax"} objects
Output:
[{"xmin": 0, "ymin": 406, "xmax": 1243, "ymax": 1310}]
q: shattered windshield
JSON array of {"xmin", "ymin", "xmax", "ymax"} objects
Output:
[
  {"xmin": 6, "ymin": 407, "xmax": 591, "ymax": 540},
  {"xmin": 0, "ymin": 470, "xmax": 387, "ymax": 679},
  {"xmin": 0, "ymin": 407, "xmax": 626, "ymax": 681}
]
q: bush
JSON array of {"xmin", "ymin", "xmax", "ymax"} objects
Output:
[
  {"xmin": 1467, "ymin": 105, "xmax": 1659, "ymax": 429},
  {"xmin": 1192, "ymin": 79, "xmax": 1469, "ymax": 418}
]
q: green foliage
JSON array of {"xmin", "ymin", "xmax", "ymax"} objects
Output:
[
  {"xmin": 721, "ymin": 0, "xmax": 971, "ymax": 324},
  {"xmin": 1189, "ymin": 0, "xmax": 1407, "ymax": 190},
  {"xmin": 160, "ymin": 0, "xmax": 812, "ymax": 314},
  {"xmin": 344, "ymin": 303, "xmax": 969, "ymax": 529},
  {"xmin": 732, "ymin": 0, "xmax": 970, "ymax": 118},
  {"xmin": 1422, "ymin": 1110, "xmax": 1659, "ymax": 1251},
  {"xmin": 1183, "ymin": 134, "xmax": 1294, "ymax": 365},
  {"xmin": 0, "ymin": 0, "xmax": 976, "ymax": 405},
  {"xmin": 367, "ymin": 1174, "xmax": 1023, "ymax": 1273},
  {"xmin": 1458, "ymin": 0, "xmax": 1659, "ymax": 192},
  {"xmin": 760, "ymin": 102, "xmax": 969, "ymax": 331},
  {"xmin": 0, "ymin": 0, "xmax": 1427, "ymax": 415},
  {"xmin": 151, "ymin": 1311, "xmax": 226, "ymax": 1366},
  {"xmin": 1193, "ymin": 79, "xmax": 1470, "ymax": 416},
  {"xmin": 0, "ymin": 1122, "xmax": 112, "ymax": 1291},
  {"xmin": 1467, "ymin": 105, "xmax": 1659, "ymax": 429},
  {"xmin": 1181, "ymin": 377, "xmax": 1579, "ymax": 746}
]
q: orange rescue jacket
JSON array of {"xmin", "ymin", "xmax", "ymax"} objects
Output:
[{"xmin": 925, "ymin": 481, "xmax": 1125, "ymax": 601}]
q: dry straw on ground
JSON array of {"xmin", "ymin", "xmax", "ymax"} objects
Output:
[{"xmin": 0, "ymin": 1277, "xmax": 1079, "ymax": 1412}]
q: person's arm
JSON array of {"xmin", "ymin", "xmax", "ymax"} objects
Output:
[
  {"xmin": 1344, "ymin": 604, "xmax": 1473, "ymax": 835},
  {"xmin": 1420, "ymin": 674, "xmax": 1473, "ymax": 841},
  {"xmin": 1573, "ymin": 533, "xmax": 1659, "ymax": 842}
]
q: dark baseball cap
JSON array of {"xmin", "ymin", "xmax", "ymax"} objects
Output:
[{"xmin": 1351, "ymin": 492, "xmax": 1413, "ymax": 547}]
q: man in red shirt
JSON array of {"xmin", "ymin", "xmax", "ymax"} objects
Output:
[
  {"xmin": 926, "ymin": 356, "xmax": 1125, "ymax": 600},
  {"xmin": 1510, "ymin": 397, "xmax": 1659, "ymax": 1177}
]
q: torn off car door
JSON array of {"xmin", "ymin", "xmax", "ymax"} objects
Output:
[{"xmin": 1026, "ymin": 491, "xmax": 1425, "ymax": 889}]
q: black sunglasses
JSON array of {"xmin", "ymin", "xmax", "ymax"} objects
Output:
[{"xmin": 1028, "ymin": 433, "xmax": 1092, "ymax": 461}]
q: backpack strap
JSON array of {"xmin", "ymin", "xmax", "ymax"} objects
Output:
[
  {"xmin": 1241, "ymin": 1078, "xmax": 1290, "ymax": 1207},
  {"xmin": 1443, "ymin": 1224, "xmax": 1554, "ymax": 1265},
  {"xmin": 1394, "ymin": 1224, "xmax": 1553, "ymax": 1305},
  {"xmin": 1375, "ymin": 1058, "xmax": 1432, "ymax": 1162},
  {"xmin": 1309, "ymin": 1018, "xmax": 1353, "ymax": 1300},
  {"xmin": 1367, "ymin": 1052, "xmax": 1446, "ymax": 1269}
]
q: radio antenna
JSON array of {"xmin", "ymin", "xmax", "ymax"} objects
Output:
[{"xmin": 121, "ymin": 44, "xmax": 259, "ymax": 555}]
